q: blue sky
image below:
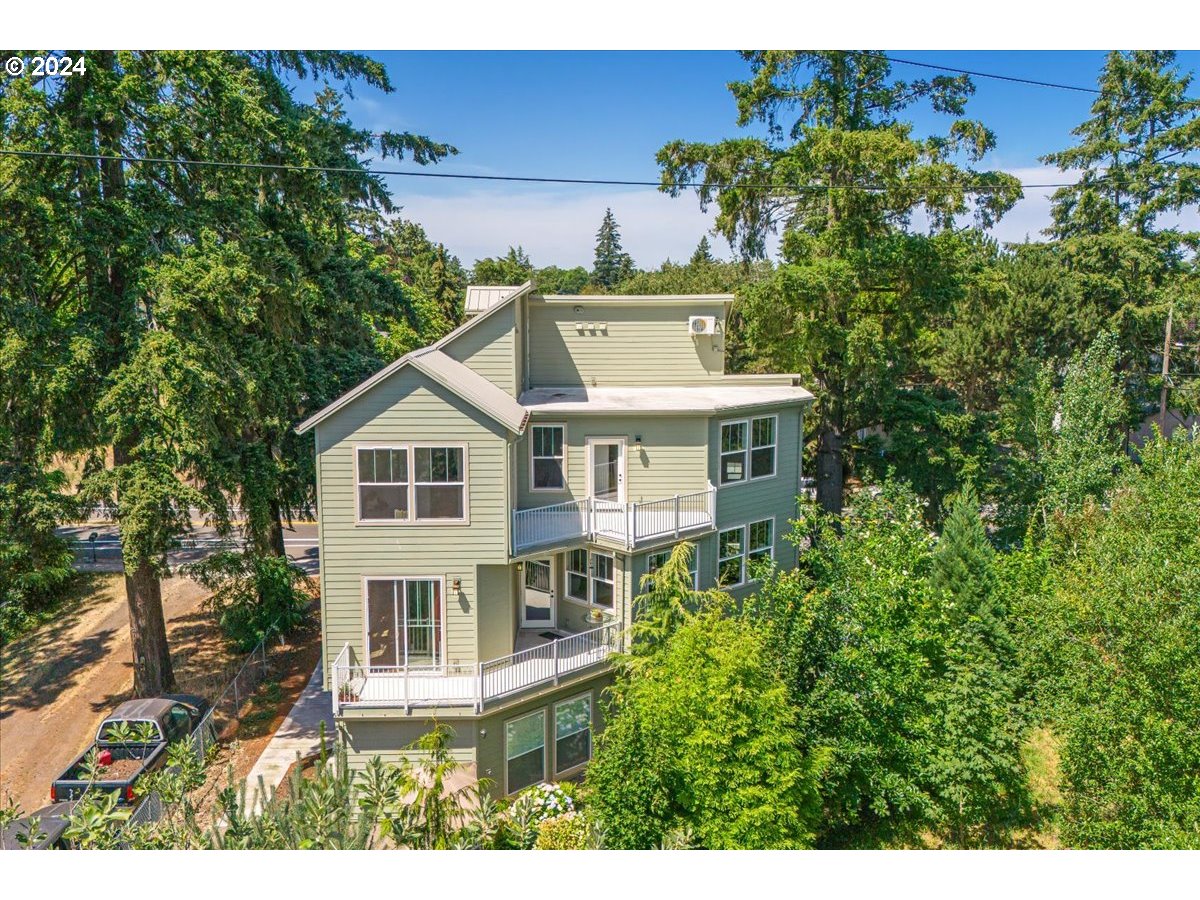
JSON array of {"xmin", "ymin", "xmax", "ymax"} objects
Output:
[{"xmin": 312, "ymin": 51, "xmax": 1200, "ymax": 269}]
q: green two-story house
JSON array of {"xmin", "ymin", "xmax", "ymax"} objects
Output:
[{"xmin": 297, "ymin": 283, "xmax": 814, "ymax": 796}]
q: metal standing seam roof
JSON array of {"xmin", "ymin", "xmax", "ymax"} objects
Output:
[
  {"xmin": 464, "ymin": 284, "xmax": 521, "ymax": 315},
  {"xmin": 518, "ymin": 383, "xmax": 815, "ymax": 414}
]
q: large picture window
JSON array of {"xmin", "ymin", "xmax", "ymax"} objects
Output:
[
  {"xmin": 531, "ymin": 424, "xmax": 566, "ymax": 491},
  {"xmin": 506, "ymin": 710, "xmax": 546, "ymax": 794},
  {"xmin": 719, "ymin": 415, "xmax": 777, "ymax": 485},
  {"xmin": 646, "ymin": 545, "xmax": 699, "ymax": 591},
  {"xmin": 357, "ymin": 444, "xmax": 466, "ymax": 522},
  {"xmin": 566, "ymin": 549, "xmax": 614, "ymax": 609},
  {"xmin": 365, "ymin": 578, "xmax": 443, "ymax": 668},
  {"xmin": 554, "ymin": 695, "xmax": 592, "ymax": 774}
]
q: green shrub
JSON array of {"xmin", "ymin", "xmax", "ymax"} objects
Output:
[
  {"xmin": 534, "ymin": 811, "xmax": 596, "ymax": 849},
  {"xmin": 186, "ymin": 551, "xmax": 311, "ymax": 650}
]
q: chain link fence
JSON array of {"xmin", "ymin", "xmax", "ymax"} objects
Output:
[{"xmin": 111, "ymin": 623, "xmax": 289, "ymax": 842}]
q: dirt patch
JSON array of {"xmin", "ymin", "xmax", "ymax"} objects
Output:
[
  {"xmin": 187, "ymin": 614, "xmax": 323, "ymax": 824},
  {"xmin": 92, "ymin": 757, "xmax": 148, "ymax": 781},
  {"xmin": 0, "ymin": 574, "xmax": 224, "ymax": 813}
]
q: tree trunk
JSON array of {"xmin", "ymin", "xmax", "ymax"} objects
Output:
[
  {"xmin": 123, "ymin": 558, "xmax": 176, "ymax": 695},
  {"xmin": 266, "ymin": 496, "xmax": 287, "ymax": 558},
  {"xmin": 815, "ymin": 424, "xmax": 845, "ymax": 515},
  {"xmin": 113, "ymin": 441, "xmax": 176, "ymax": 696}
]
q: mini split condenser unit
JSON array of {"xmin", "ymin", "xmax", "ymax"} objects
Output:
[{"xmin": 688, "ymin": 315, "xmax": 717, "ymax": 336}]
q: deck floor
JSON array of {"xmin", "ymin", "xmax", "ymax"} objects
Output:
[{"xmin": 345, "ymin": 631, "xmax": 611, "ymax": 708}]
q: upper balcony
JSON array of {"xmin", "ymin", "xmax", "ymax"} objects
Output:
[{"xmin": 511, "ymin": 487, "xmax": 716, "ymax": 556}]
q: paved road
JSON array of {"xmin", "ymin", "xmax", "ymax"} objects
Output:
[{"xmin": 57, "ymin": 521, "xmax": 320, "ymax": 574}]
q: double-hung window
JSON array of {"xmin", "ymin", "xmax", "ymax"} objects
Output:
[
  {"xmin": 357, "ymin": 447, "xmax": 409, "ymax": 520},
  {"xmin": 505, "ymin": 710, "xmax": 546, "ymax": 794},
  {"xmin": 357, "ymin": 444, "xmax": 466, "ymax": 522},
  {"xmin": 719, "ymin": 415, "xmax": 777, "ymax": 485},
  {"xmin": 645, "ymin": 545, "xmax": 700, "ymax": 591},
  {"xmin": 566, "ymin": 549, "xmax": 614, "ymax": 609},
  {"xmin": 530, "ymin": 424, "xmax": 566, "ymax": 491},
  {"xmin": 365, "ymin": 578, "xmax": 443, "ymax": 668},
  {"xmin": 718, "ymin": 518, "xmax": 775, "ymax": 587},
  {"xmin": 414, "ymin": 446, "xmax": 465, "ymax": 519},
  {"xmin": 718, "ymin": 527, "xmax": 745, "ymax": 586},
  {"xmin": 554, "ymin": 695, "xmax": 592, "ymax": 774}
]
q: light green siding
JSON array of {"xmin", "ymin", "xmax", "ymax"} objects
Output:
[
  {"xmin": 516, "ymin": 414, "xmax": 710, "ymax": 508},
  {"xmin": 477, "ymin": 563, "xmax": 516, "ymax": 662},
  {"xmin": 315, "ymin": 366, "xmax": 511, "ymax": 680},
  {"xmin": 475, "ymin": 676, "xmax": 611, "ymax": 795},
  {"xmin": 442, "ymin": 303, "xmax": 518, "ymax": 396},
  {"xmin": 339, "ymin": 718, "xmax": 477, "ymax": 769},
  {"xmin": 709, "ymin": 405, "xmax": 804, "ymax": 592},
  {"xmin": 527, "ymin": 301, "xmax": 727, "ymax": 386}
]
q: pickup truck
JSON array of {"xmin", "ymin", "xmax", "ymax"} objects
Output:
[{"xmin": 49, "ymin": 694, "xmax": 210, "ymax": 807}]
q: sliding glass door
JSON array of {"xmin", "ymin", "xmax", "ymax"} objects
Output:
[{"xmin": 366, "ymin": 578, "xmax": 443, "ymax": 668}]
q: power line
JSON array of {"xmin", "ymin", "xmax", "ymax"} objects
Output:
[
  {"xmin": 876, "ymin": 52, "xmax": 1101, "ymax": 94},
  {"xmin": 0, "ymin": 147, "xmax": 1087, "ymax": 193}
]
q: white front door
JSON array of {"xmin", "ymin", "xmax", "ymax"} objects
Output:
[
  {"xmin": 521, "ymin": 558, "xmax": 556, "ymax": 628},
  {"xmin": 586, "ymin": 437, "xmax": 626, "ymax": 502}
]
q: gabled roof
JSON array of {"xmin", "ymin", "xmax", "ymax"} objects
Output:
[
  {"xmin": 410, "ymin": 350, "xmax": 529, "ymax": 434},
  {"xmin": 295, "ymin": 282, "xmax": 533, "ymax": 435}
]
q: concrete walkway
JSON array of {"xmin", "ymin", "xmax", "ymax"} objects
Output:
[{"xmin": 243, "ymin": 661, "xmax": 334, "ymax": 814}]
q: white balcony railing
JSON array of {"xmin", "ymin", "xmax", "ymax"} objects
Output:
[
  {"xmin": 331, "ymin": 622, "xmax": 623, "ymax": 714},
  {"xmin": 512, "ymin": 486, "xmax": 715, "ymax": 555}
]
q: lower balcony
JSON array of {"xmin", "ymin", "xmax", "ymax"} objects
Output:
[
  {"xmin": 512, "ymin": 487, "xmax": 715, "ymax": 556},
  {"xmin": 331, "ymin": 622, "xmax": 623, "ymax": 715}
]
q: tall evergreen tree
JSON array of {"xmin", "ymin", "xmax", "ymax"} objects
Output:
[
  {"xmin": 591, "ymin": 208, "xmax": 634, "ymax": 289},
  {"xmin": 690, "ymin": 235, "xmax": 715, "ymax": 265},
  {"xmin": 1041, "ymin": 51, "xmax": 1200, "ymax": 372},
  {"xmin": 659, "ymin": 51, "xmax": 1021, "ymax": 513},
  {"xmin": 0, "ymin": 50, "xmax": 452, "ymax": 693},
  {"xmin": 923, "ymin": 483, "xmax": 1027, "ymax": 846}
]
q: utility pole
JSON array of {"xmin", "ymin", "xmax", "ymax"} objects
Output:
[{"xmin": 1159, "ymin": 304, "xmax": 1174, "ymax": 435}]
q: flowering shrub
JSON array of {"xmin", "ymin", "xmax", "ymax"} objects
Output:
[
  {"xmin": 511, "ymin": 782, "xmax": 576, "ymax": 822},
  {"xmin": 503, "ymin": 782, "xmax": 577, "ymax": 848}
]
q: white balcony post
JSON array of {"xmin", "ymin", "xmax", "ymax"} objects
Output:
[
  {"xmin": 553, "ymin": 638, "xmax": 560, "ymax": 685},
  {"xmin": 403, "ymin": 666, "xmax": 410, "ymax": 715},
  {"xmin": 332, "ymin": 662, "xmax": 340, "ymax": 716},
  {"xmin": 674, "ymin": 494, "xmax": 681, "ymax": 538},
  {"xmin": 477, "ymin": 660, "xmax": 484, "ymax": 713}
]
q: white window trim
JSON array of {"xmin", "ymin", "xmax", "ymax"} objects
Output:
[
  {"xmin": 529, "ymin": 422, "xmax": 568, "ymax": 493},
  {"xmin": 361, "ymin": 575, "xmax": 447, "ymax": 670},
  {"xmin": 563, "ymin": 549, "xmax": 616, "ymax": 610},
  {"xmin": 553, "ymin": 691, "xmax": 594, "ymax": 777},
  {"xmin": 718, "ymin": 516, "xmax": 776, "ymax": 588},
  {"xmin": 353, "ymin": 441, "xmax": 470, "ymax": 526},
  {"xmin": 718, "ymin": 525, "xmax": 747, "ymax": 588},
  {"xmin": 645, "ymin": 545, "xmax": 700, "ymax": 591},
  {"xmin": 504, "ymin": 708, "xmax": 547, "ymax": 796},
  {"xmin": 717, "ymin": 414, "xmax": 779, "ymax": 487}
]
